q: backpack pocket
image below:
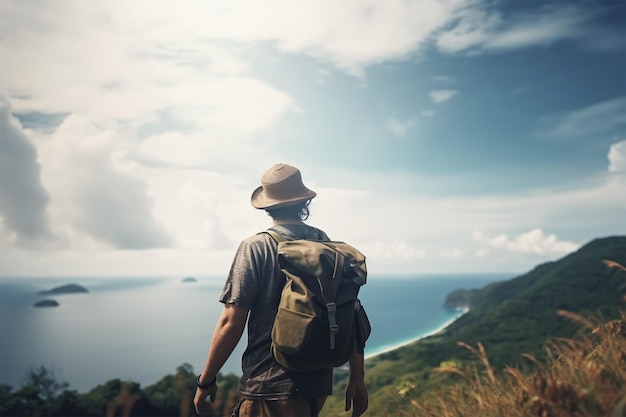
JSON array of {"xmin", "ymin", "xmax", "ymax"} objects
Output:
[{"xmin": 272, "ymin": 307, "xmax": 315, "ymax": 353}]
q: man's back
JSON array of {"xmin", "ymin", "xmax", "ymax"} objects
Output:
[{"xmin": 220, "ymin": 224, "xmax": 333, "ymax": 400}]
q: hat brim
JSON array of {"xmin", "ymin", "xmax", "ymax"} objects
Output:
[{"xmin": 251, "ymin": 186, "xmax": 317, "ymax": 210}]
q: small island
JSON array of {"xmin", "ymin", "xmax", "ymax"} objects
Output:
[
  {"xmin": 182, "ymin": 277, "xmax": 197, "ymax": 283},
  {"xmin": 33, "ymin": 299, "xmax": 60, "ymax": 308},
  {"xmin": 39, "ymin": 283, "xmax": 89, "ymax": 295}
]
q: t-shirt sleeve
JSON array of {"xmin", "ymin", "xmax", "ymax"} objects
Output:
[
  {"xmin": 219, "ymin": 238, "xmax": 266, "ymax": 310},
  {"xmin": 355, "ymin": 300, "xmax": 370, "ymax": 354}
]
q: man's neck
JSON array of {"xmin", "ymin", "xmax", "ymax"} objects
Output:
[{"xmin": 273, "ymin": 219, "xmax": 305, "ymax": 226}]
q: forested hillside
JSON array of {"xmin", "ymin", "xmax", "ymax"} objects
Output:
[
  {"xmin": 444, "ymin": 235, "xmax": 625, "ymax": 365},
  {"xmin": 322, "ymin": 235, "xmax": 626, "ymax": 416}
]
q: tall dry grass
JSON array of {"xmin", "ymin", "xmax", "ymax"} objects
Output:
[{"xmin": 404, "ymin": 260, "xmax": 626, "ymax": 417}]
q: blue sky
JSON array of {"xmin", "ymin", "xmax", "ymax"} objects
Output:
[{"xmin": 0, "ymin": 0, "xmax": 624, "ymax": 277}]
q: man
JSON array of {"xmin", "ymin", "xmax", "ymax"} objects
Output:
[{"xmin": 194, "ymin": 163, "xmax": 368, "ymax": 417}]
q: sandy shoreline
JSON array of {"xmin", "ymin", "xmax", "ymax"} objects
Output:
[{"xmin": 364, "ymin": 308, "xmax": 469, "ymax": 361}]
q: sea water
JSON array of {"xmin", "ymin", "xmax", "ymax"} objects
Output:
[{"xmin": 0, "ymin": 274, "xmax": 510, "ymax": 393}]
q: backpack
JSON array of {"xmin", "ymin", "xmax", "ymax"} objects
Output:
[{"xmin": 265, "ymin": 229, "xmax": 371, "ymax": 372}]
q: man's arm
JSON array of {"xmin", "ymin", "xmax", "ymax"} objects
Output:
[
  {"xmin": 345, "ymin": 352, "xmax": 368, "ymax": 417},
  {"xmin": 194, "ymin": 303, "xmax": 249, "ymax": 417}
]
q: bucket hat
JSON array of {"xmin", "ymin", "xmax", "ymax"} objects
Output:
[{"xmin": 251, "ymin": 163, "xmax": 317, "ymax": 209}]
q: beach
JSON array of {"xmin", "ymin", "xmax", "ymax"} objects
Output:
[{"xmin": 365, "ymin": 309, "xmax": 468, "ymax": 360}]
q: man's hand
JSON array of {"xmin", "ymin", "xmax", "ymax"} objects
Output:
[
  {"xmin": 345, "ymin": 378, "xmax": 368, "ymax": 417},
  {"xmin": 193, "ymin": 384, "xmax": 218, "ymax": 417}
]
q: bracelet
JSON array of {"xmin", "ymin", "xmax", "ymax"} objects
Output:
[{"xmin": 197, "ymin": 375, "xmax": 217, "ymax": 390}]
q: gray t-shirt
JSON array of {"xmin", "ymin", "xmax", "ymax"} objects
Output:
[{"xmin": 219, "ymin": 223, "xmax": 334, "ymax": 400}]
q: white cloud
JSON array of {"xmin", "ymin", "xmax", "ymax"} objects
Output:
[
  {"xmin": 434, "ymin": 75, "xmax": 456, "ymax": 84},
  {"xmin": 429, "ymin": 89, "xmax": 458, "ymax": 104},
  {"xmin": 0, "ymin": 2, "xmax": 295, "ymax": 136},
  {"xmin": 308, "ymin": 158, "xmax": 624, "ymax": 274},
  {"xmin": 0, "ymin": 98, "xmax": 50, "ymax": 246},
  {"xmin": 486, "ymin": 9, "xmax": 582, "ymax": 50},
  {"xmin": 608, "ymin": 140, "xmax": 626, "ymax": 173},
  {"xmin": 360, "ymin": 240, "xmax": 428, "ymax": 260},
  {"xmin": 145, "ymin": 168, "xmax": 250, "ymax": 251},
  {"xmin": 36, "ymin": 115, "xmax": 171, "ymax": 250},
  {"xmin": 439, "ymin": 248, "xmax": 464, "ymax": 260},
  {"xmin": 385, "ymin": 117, "xmax": 417, "ymax": 138},
  {"xmin": 437, "ymin": 10, "xmax": 500, "ymax": 54},
  {"xmin": 436, "ymin": 5, "xmax": 593, "ymax": 54},
  {"xmin": 0, "ymin": 1, "xmax": 623, "ymax": 276},
  {"xmin": 217, "ymin": 0, "xmax": 472, "ymax": 75},
  {"xmin": 0, "ymin": 0, "xmax": 474, "ymax": 95},
  {"xmin": 315, "ymin": 68, "xmax": 332, "ymax": 85},
  {"xmin": 542, "ymin": 97, "xmax": 626, "ymax": 139},
  {"xmin": 472, "ymin": 229, "xmax": 579, "ymax": 256},
  {"xmin": 2, "ymin": 0, "xmax": 605, "ymax": 83},
  {"xmin": 0, "ymin": 1, "xmax": 307, "ymax": 256},
  {"xmin": 135, "ymin": 128, "xmax": 276, "ymax": 170}
]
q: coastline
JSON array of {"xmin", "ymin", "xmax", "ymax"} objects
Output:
[
  {"xmin": 364, "ymin": 308, "xmax": 469, "ymax": 361},
  {"xmin": 1, "ymin": 276, "xmax": 485, "ymax": 390}
]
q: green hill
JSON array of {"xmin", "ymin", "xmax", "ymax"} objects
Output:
[{"xmin": 322, "ymin": 235, "xmax": 626, "ymax": 416}]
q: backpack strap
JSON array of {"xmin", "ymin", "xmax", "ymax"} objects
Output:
[
  {"xmin": 264, "ymin": 229, "xmax": 285, "ymax": 243},
  {"xmin": 263, "ymin": 225, "xmax": 330, "ymax": 242},
  {"xmin": 321, "ymin": 246, "xmax": 345, "ymax": 349}
]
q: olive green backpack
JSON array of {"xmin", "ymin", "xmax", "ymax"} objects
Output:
[{"xmin": 265, "ymin": 229, "xmax": 371, "ymax": 372}]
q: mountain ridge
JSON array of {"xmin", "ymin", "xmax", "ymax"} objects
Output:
[
  {"xmin": 322, "ymin": 235, "xmax": 626, "ymax": 416},
  {"xmin": 442, "ymin": 235, "xmax": 625, "ymax": 364}
]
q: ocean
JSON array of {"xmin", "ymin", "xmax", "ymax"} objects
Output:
[{"xmin": 0, "ymin": 274, "xmax": 510, "ymax": 393}]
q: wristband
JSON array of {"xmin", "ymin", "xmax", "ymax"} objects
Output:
[{"xmin": 197, "ymin": 375, "xmax": 216, "ymax": 390}]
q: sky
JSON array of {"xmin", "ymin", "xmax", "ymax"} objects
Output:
[{"xmin": 0, "ymin": 0, "xmax": 625, "ymax": 278}]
